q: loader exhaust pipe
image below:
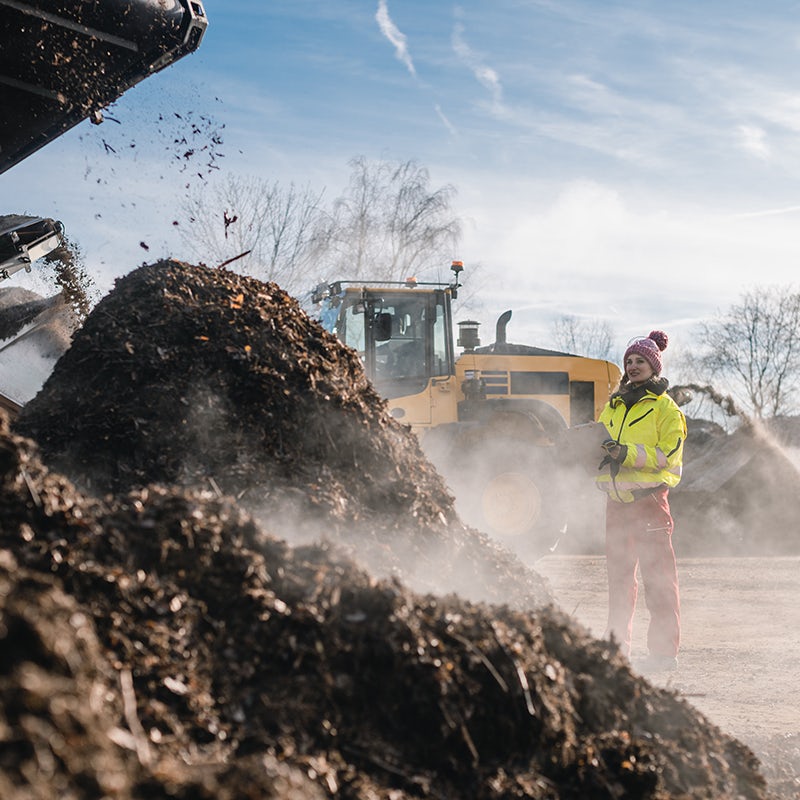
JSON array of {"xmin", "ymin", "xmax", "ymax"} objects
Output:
[{"xmin": 495, "ymin": 310, "xmax": 512, "ymax": 345}]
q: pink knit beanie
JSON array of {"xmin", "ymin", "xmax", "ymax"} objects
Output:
[{"xmin": 623, "ymin": 330, "xmax": 668, "ymax": 375}]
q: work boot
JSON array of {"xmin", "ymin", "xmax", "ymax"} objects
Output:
[{"xmin": 635, "ymin": 654, "xmax": 678, "ymax": 673}]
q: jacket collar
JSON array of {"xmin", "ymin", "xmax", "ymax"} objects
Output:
[{"xmin": 612, "ymin": 376, "xmax": 669, "ymax": 407}]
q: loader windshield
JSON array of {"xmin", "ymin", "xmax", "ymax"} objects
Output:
[
  {"xmin": 373, "ymin": 303, "xmax": 427, "ymax": 382},
  {"xmin": 313, "ymin": 287, "xmax": 453, "ymax": 399}
]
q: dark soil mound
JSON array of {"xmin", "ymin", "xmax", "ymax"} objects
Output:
[
  {"xmin": 16, "ymin": 260, "xmax": 442, "ymax": 515},
  {"xmin": 0, "ymin": 551, "xmax": 137, "ymax": 800},
  {"xmin": 14, "ymin": 260, "xmax": 549, "ymax": 607},
  {"xmin": 2, "ymin": 260, "xmax": 779, "ymax": 797},
  {"xmin": 0, "ymin": 417, "xmax": 770, "ymax": 799}
]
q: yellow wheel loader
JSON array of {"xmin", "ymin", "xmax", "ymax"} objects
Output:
[{"xmin": 309, "ymin": 262, "xmax": 621, "ymax": 553}]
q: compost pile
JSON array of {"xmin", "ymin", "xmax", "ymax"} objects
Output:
[
  {"xmin": 15, "ymin": 260, "xmax": 544, "ymax": 607},
  {"xmin": 0, "ymin": 414, "xmax": 770, "ymax": 799},
  {"xmin": 671, "ymin": 417, "xmax": 800, "ymax": 556},
  {"xmin": 2, "ymin": 261, "xmax": 774, "ymax": 798}
]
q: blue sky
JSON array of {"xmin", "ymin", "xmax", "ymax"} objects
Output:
[{"xmin": 5, "ymin": 0, "xmax": 800, "ymax": 369}]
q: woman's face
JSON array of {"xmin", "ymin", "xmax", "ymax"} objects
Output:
[{"xmin": 625, "ymin": 353, "xmax": 654, "ymax": 385}]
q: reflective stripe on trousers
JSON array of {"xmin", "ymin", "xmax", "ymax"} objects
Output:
[{"xmin": 604, "ymin": 487, "xmax": 680, "ymax": 658}]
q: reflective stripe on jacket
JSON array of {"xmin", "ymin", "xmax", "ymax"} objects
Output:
[{"xmin": 595, "ymin": 385, "xmax": 686, "ymax": 503}]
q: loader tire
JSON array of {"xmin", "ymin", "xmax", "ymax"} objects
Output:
[{"xmin": 443, "ymin": 440, "xmax": 565, "ymax": 557}]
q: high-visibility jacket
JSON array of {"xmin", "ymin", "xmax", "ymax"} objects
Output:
[{"xmin": 596, "ymin": 380, "xmax": 686, "ymax": 503}]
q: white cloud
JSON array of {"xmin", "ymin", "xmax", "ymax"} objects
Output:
[
  {"xmin": 445, "ymin": 174, "xmax": 800, "ymax": 351},
  {"xmin": 375, "ymin": 0, "xmax": 416, "ymax": 77},
  {"xmin": 737, "ymin": 124, "xmax": 771, "ymax": 160},
  {"xmin": 672, "ymin": 61, "xmax": 800, "ymax": 164},
  {"xmin": 707, "ymin": 69, "xmax": 800, "ymax": 135}
]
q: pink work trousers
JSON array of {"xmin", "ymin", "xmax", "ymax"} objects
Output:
[{"xmin": 604, "ymin": 488, "xmax": 680, "ymax": 658}]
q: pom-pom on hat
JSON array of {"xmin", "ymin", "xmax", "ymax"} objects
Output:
[{"xmin": 623, "ymin": 330, "xmax": 668, "ymax": 375}]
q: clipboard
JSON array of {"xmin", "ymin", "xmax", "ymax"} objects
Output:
[{"xmin": 560, "ymin": 421, "xmax": 611, "ymax": 472}]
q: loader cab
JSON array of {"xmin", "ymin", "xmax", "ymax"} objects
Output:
[{"xmin": 310, "ymin": 276, "xmax": 459, "ymax": 427}]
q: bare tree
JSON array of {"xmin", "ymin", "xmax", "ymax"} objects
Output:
[
  {"xmin": 551, "ymin": 314, "xmax": 615, "ymax": 359},
  {"xmin": 692, "ymin": 286, "xmax": 800, "ymax": 419},
  {"xmin": 319, "ymin": 157, "xmax": 462, "ymax": 281},
  {"xmin": 178, "ymin": 159, "xmax": 463, "ymax": 296},
  {"xmin": 179, "ymin": 175, "xmax": 326, "ymax": 292}
]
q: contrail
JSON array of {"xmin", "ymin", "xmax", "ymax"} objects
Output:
[
  {"xmin": 733, "ymin": 205, "xmax": 800, "ymax": 219},
  {"xmin": 452, "ymin": 22, "xmax": 503, "ymax": 108},
  {"xmin": 435, "ymin": 103, "xmax": 458, "ymax": 136},
  {"xmin": 376, "ymin": 0, "xmax": 416, "ymax": 76}
]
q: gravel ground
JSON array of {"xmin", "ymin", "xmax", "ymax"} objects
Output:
[{"xmin": 533, "ymin": 554, "xmax": 800, "ymax": 799}]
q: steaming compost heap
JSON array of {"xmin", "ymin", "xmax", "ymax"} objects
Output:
[
  {"xmin": 3, "ymin": 260, "xmax": 775, "ymax": 798},
  {"xmin": 15, "ymin": 260, "xmax": 551, "ymax": 606},
  {"xmin": 671, "ymin": 418, "xmax": 800, "ymax": 556}
]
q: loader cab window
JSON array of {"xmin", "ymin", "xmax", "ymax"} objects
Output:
[
  {"xmin": 374, "ymin": 304, "xmax": 426, "ymax": 382},
  {"xmin": 331, "ymin": 290, "xmax": 453, "ymax": 398},
  {"xmin": 340, "ymin": 302, "xmax": 366, "ymax": 357},
  {"xmin": 432, "ymin": 301, "xmax": 448, "ymax": 377}
]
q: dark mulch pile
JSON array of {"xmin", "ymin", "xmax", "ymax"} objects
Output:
[
  {"xmin": 14, "ymin": 260, "xmax": 545, "ymax": 607},
  {"xmin": 0, "ymin": 260, "xmax": 777, "ymax": 798},
  {"xmin": 0, "ymin": 551, "xmax": 136, "ymax": 800},
  {"xmin": 15, "ymin": 260, "xmax": 446, "ymax": 518},
  {"xmin": 0, "ymin": 415, "xmax": 770, "ymax": 799}
]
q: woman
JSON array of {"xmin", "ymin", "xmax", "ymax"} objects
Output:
[{"xmin": 596, "ymin": 330, "xmax": 687, "ymax": 672}]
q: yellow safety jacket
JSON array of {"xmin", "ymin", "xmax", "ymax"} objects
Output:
[{"xmin": 596, "ymin": 379, "xmax": 686, "ymax": 503}]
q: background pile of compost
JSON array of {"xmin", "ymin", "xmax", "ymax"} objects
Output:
[
  {"xmin": 0, "ymin": 417, "xmax": 773, "ymax": 799},
  {"xmin": 671, "ymin": 418, "xmax": 800, "ymax": 556},
  {"xmin": 14, "ymin": 259, "xmax": 546, "ymax": 607}
]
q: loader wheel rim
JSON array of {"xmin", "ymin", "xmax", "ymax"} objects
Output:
[{"xmin": 482, "ymin": 471, "xmax": 543, "ymax": 537}]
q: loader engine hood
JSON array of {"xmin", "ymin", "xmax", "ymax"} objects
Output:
[
  {"xmin": 0, "ymin": 0, "xmax": 208, "ymax": 174},
  {"xmin": 473, "ymin": 310, "xmax": 573, "ymax": 357}
]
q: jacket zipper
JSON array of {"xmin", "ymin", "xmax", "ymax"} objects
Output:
[
  {"xmin": 607, "ymin": 396, "xmax": 656, "ymax": 502},
  {"xmin": 607, "ymin": 404, "xmax": 633, "ymax": 501},
  {"xmin": 628, "ymin": 408, "xmax": 654, "ymax": 426}
]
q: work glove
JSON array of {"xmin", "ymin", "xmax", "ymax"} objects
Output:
[
  {"xmin": 598, "ymin": 439, "xmax": 628, "ymax": 473},
  {"xmin": 601, "ymin": 439, "xmax": 627, "ymax": 462}
]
